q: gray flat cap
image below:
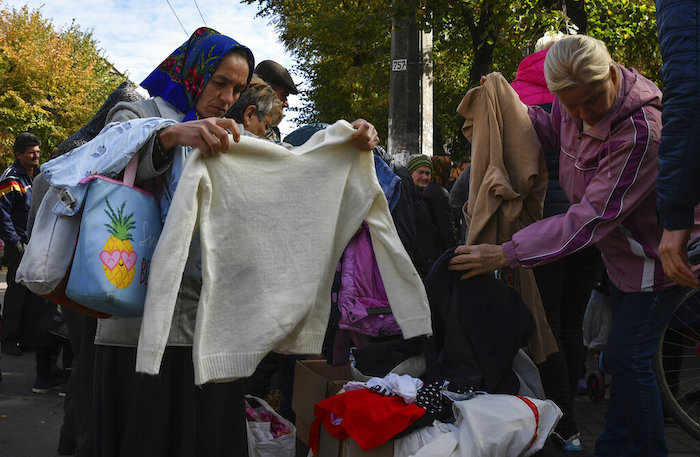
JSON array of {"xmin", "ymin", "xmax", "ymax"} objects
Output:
[{"xmin": 254, "ymin": 60, "xmax": 299, "ymax": 95}]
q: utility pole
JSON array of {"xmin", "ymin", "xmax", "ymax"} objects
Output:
[{"xmin": 387, "ymin": 10, "xmax": 433, "ymax": 165}]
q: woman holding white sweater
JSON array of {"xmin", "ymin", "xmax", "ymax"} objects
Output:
[{"xmin": 74, "ymin": 27, "xmax": 385, "ymax": 457}]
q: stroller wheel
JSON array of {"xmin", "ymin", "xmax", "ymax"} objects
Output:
[{"xmin": 587, "ymin": 371, "xmax": 606, "ymax": 403}]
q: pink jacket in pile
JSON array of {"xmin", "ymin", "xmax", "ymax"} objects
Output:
[
  {"xmin": 510, "ymin": 50, "xmax": 554, "ymax": 106},
  {"xmin": 503, "ymin": 64, "xmax": 700, "ymax": 292}
]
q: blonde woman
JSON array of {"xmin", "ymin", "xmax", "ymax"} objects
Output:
[{"xmin": 451, "ymin": 35, "xmax": 700, "ymax": 456}]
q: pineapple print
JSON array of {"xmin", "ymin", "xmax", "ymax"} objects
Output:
[{"xmin": 100, "ymin": 199, "xmax": 137, "ymax": 289}]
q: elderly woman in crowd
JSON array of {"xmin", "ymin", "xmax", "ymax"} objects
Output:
[
  {"xmin": 43, "ymin": 27, "xmax": 378, "ymax": 457},
  {"xmin": 450, "ymin": 34, "xmax": 700, "ymax": 457},
  {"xmin": 226, "ymin": 75, "xmax": 284, "ymax": 139}
]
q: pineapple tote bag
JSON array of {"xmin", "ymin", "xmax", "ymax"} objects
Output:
[{"xmin": 65, "ymin": 152, "xmax": 162, "ymax": 317}]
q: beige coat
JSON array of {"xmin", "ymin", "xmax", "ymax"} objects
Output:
[{"xmin": 457, "ymin": 72, "xmax": 556, "ymax": 363}]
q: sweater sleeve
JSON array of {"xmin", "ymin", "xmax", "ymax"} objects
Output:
[
  {"xmin": 528, "ymin": 104, "xmax": 561, "ymax": 154},
  {"xmin": 135, "ymin": 152, "xmax": 207, "ymax": 375},
  {"xmin": 503, "ymin": 107, "xmax": 658, "ymax": 268}
]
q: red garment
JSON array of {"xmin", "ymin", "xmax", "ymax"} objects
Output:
[
  {"xmin": 510, "ymin": 49, "xmax": 554, "ymax": 106},
  {"xmin": 309, "ymin": 389, "xmax": 425, "ymax": 454}
]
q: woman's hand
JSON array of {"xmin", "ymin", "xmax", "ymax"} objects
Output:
[
  {"xmin": 448, "ymin": 243, "xmax": 509, "ymax": 280},
  {"xmin": 350, "ymin": 118, "xmax": 379, "ymax": 151},
  {"xmin": 159, "ymin": 117, "xmax": 242, "ymax": 158},
  {"xmin": 659, "ymin": 228, "xmax": 699, "ymax": 288}
]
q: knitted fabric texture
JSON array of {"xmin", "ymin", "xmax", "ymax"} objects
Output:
[
  {"xmin": 406, "ymin": 154, "xmax": 433, "ymax": 174},
  {"xmin": 135, "ymin": 120, "xmax": 433, "ymax": 384}
]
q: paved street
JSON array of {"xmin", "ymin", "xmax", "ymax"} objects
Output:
[
  {"xmin": 0, "ymin": 271, "xmax": 66, "ymax": 457},
  {"xmin": 0, "ymin": 269, "xmax": 698, "ymax": 456}
]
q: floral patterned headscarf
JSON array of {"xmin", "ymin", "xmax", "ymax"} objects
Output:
[{"xmin": 141, "ymin": 27, "xmax": 254, "ymax": 122}]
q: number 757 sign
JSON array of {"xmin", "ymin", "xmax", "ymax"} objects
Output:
[{"xmin": 392, "ymin": 59, "xmax": 407, "ymax": 71}]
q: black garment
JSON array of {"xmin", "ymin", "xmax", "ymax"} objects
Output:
[
  {"xmin": 541, "ymin": 145, "xmax": 569, "ymax": 218},
  {"xmin": 94, "ymin": 346, "xmax": 248, "ymax": 457},
  {"xmin": 351, "ymin": 336, "xmax": 425, "ymax": 377},
  {"xmin": 531, "ymin": 102, "xmax": 568, "ymax": 219},
  {"xmin": 1, "ymin": 244, "xmax": 29, "ymax": 348},
  {"xmin": 413, "ymin": 185, "xmax": 459, "ymax": 277},
  {"xmin": 388, "ymin": 164, "xmax": 417, "ymax": 257},
  {"xmin": 23, "ymin": 295, "xmax": 59, "ymax": 348},
  {"xmin": 423, "ymin": 183, "xmax": 459, "ymax": 250},
  {"xmin": 61, "ymin": 308, "xmax": 97, "ymax": 457},
  {"xmin": 35, "ymin": 345, "xmax": 59, "ymax": 381},
  {"xmin": 533, "ymin": 246, "xmax": 603, "ymax": 438},
  {"xmin": 424, "ymin": 250, "xmax": 536, "ymax": 393}
]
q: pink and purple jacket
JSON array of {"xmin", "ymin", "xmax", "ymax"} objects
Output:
[
  {"xmin": 502, "ymin": 64, "xmax": 700, "ymax": 292},
  {"xmin": 510, "ymin": 50, "xmax": 554, "ymax": 106}
]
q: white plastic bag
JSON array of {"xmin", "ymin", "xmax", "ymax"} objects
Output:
[
  {"xmin": 582, "ymin": 289, "xmax": 612, "ymax": 350},
  {"xmin": 245, "ymin": 394, "xmax": 296, "ymax": 457}
]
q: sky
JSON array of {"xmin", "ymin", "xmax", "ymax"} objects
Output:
[{"xmin": 4, "ymin": 0, "xmax": 303, "ymax": 131}]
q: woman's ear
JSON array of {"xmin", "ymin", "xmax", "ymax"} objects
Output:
[
  {"xmin": 610, "ymin": 63, "xmax": 618, "ymax": 86},
  {"xmin": 243, "ymin": 105, "xmax": 257, "ymax": 126}
]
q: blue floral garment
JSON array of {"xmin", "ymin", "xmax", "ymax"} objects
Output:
[{"xmin": 42, "ymin": 117, "xmax": 177, "ymax": 216}]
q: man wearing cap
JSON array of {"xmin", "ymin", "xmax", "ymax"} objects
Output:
[
  {"xmin": 407, "ymin": 154, "xmax": 459, "ymax": 276},
  {"xmin": 254, "ymin": 60, "xmax": 299, "ymax": 141}
]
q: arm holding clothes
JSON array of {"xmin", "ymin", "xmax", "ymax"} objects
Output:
[
  {"xmin": 450, "ymin": 103, "xmax": 659, "ymax": 280},
  {"xmin": 349, "ymin": 118, "xmax": 380, "ymax": 151}
]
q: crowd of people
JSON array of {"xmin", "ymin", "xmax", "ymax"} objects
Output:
[{"xmin": 0, "ymin": 3, "xmax": 698, "ymax": 456}]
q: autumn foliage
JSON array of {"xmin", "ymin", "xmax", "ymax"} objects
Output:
[
  {"xmin": 244, "ymin": 0, "xmax": 659, "ymax": 159},
  {"xmin": 0, "ymin": 2, "xmax": 126, "ymax": 167}
]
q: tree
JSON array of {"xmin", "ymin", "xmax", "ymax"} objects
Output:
[
  {"xmin": 243, "ymin": 0, "xmax": 660, "ymax": 160},
  {"xmin": 0, "ymin": 2, "xmax": 127, "ymax": 167},
  {"xmin": 586, "ymin": 0, "xmax": 660, "ymax": 85},
  {"xmin": 242, "ymin": 0, "xmax": 392, "ymax": 142}
]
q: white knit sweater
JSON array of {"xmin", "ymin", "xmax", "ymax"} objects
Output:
[{"xmin": 135, "ymin": 121, "xmax": 432, "ymax": 384}]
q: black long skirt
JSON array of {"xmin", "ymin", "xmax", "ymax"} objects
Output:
[{"xmin": 94, "ymin": 345, "xmax": 248, "ymax": 457}]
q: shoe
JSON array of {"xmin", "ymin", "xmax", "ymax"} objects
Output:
[
  {"xmin": 32, "ymin": 377, "xmax": 61, "ymax": 394},
  {"xmin": 563, "ymin": 432, "xmax": 583, "ymax": 452},
  {"xmin": 1, "ymin": 342, "xmax": 22, "ymax": 356},
  {"xmin": 58, "ymin": 380, "xmax": 67, "ymax": 397}
]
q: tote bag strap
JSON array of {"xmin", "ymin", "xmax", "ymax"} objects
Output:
[{"xmin": 123, "ymin": 151, "xmax": 139, "ymax": 188}]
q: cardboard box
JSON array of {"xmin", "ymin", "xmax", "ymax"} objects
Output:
[
  {"xmin": 319, "ymin": 427, "xmax": 393, "ymax": 457},
  {"xmin": 292, "ymin": 359, "xmax": 393, "ymax": 456},
  {"xmin": 292, "ymin": 359, "xmax": 351, "ymax": 445}
]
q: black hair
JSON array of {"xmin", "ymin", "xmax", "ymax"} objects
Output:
[{"xmin": 13, "ymin": 132, "xmax": 40, "ymax": 155}]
